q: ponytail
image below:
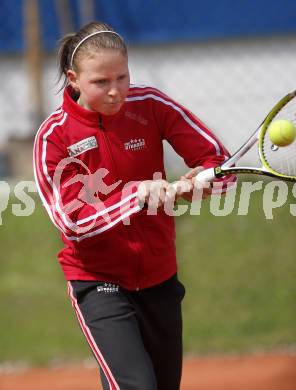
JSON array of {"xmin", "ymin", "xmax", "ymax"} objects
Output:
[{"xmin": 57, "ymin": 33, "xmax": 77, "ymax": 91}]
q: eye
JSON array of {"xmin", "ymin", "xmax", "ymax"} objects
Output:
[
  {"xmin": 93, "ymin": 79, "xmax": 108, "ymax": 86},
  {"xmin": 118, "ymin": 74, "xmax": 127, "ymax": 81}
]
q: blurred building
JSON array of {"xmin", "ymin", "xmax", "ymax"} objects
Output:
[{"xmin": 0, "ymin": 0, "xmax": 296, "ymax": 179}]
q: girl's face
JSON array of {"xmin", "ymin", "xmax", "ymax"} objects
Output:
[{"xmin": 68, "ymin": 49, "xmax": 130, "ymax": 116}]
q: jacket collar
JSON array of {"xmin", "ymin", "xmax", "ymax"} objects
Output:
[{"xmin": 62, "ymin": 86, "xmax": 122, "ymax": 128}]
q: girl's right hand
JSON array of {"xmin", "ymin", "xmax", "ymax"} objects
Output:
[{"xmin": 138, "ymin": 180, "xmax": 171, "ymax": 209}]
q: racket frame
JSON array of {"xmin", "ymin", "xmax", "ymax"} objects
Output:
[{"xmin": 198, "ymin": 91, "xmax": 296, "ymax": 183}]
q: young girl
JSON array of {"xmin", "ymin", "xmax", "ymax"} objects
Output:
[{"xmin": 33, "ymin": 21, "xmax": 235, "ymax": 390}]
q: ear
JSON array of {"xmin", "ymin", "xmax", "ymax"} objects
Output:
[{"xmin": 67, "ymin": 69, "xmax": 79, "ymax": 91}]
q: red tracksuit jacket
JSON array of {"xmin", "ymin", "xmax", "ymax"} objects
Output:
[{"xmin": 33, "ymin": 85, "xmax": 235, "ymax": 290}]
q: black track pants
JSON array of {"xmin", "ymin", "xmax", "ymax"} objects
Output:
[{"xmin": 68, "ymin": 275, "xmax": 185, "ymax": 390}]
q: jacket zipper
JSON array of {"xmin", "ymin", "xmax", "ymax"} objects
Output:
[
  {"xmin": 99, "ymin": 114, "xmax": 141, "ymax": 291},
  {"xmin": 98, "ymin": 114, "xmax": 119, "ymax": 179},
  {"xmin": 99, "ymin": 114, "xmax": 105, "ymax": 130}
]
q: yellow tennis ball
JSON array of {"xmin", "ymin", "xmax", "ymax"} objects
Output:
[{"xmin": 268, "ymin": 119, "xmax": 296, "ymax": 147}]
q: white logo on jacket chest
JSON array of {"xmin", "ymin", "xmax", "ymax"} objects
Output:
[
  {"xmin": 67, "ymin": 136, "xmax": 98, "ymax": 157},
  {"xmin": 124, "ymin": 138, "xmax": 146, "ymax": 151}
]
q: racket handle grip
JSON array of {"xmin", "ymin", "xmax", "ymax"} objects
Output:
[{"xmin": 195, "ymin": 167, "xmax": 217, "ymax": 183}]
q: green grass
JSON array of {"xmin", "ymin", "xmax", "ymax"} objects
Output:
[
  {"xmin": 0, "ymin": 181, "xmax": 295, "ymax": 364},
  {"xmin": 178, "ymin": 180, "xmax": 296, "ymax": 354},
  {"xmin": 0, "ymin": 199, "xmax": 90, "ymax": 364}
]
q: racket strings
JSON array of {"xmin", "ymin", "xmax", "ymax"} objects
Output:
[
  {"xmin": 263, "ymin": 138, "xmax": 296, "ymax": 176},
  {"xmin": 262, "ymin": 96, "xmax": 296, "ymax": 178}
]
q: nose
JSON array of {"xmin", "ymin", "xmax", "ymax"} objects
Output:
[{"xmin": 108, "ymin": 82, "xmax": 120, "ymax": 98}]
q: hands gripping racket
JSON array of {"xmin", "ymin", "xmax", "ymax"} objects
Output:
[{"xmin": 197, "ymin": 90, "xmax": 296, "ymax": 183}]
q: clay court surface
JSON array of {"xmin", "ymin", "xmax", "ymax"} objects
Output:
[{"xmin": 0, "ymin": 353, "xmax": 295, "ymax": 390}]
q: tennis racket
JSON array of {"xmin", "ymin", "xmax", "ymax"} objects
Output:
[{"xmin": 197, "ymin": 90, "xmax": 296, "ymax": 183}]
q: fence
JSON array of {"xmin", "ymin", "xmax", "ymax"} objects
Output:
[{"xmin": 0, "ymin": 1, "xmax": 296, "ymax": 177}]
